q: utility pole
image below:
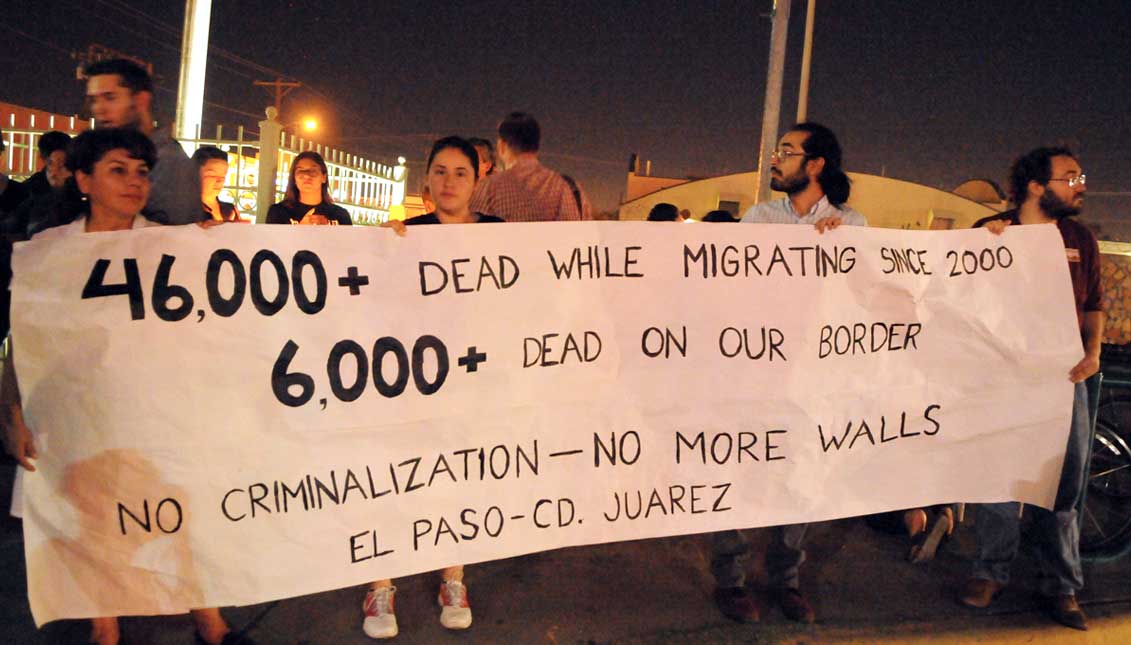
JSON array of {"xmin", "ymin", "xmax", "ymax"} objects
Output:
[
  {"xmin": 254, "ymin": 78, "xmax": 302, "ymax": 113},
  {"xmin": 174, "ymin": 0, "xmax": 213, "ymax": 153},
  {"xmin": 755, "ymin": 0, "xmax": 792, "ymax": 204},
  {"xmin": 796, "ymin": 0, "xmax": 816, "ymax": 122}
]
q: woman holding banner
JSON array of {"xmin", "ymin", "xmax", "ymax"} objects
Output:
[
  {"xmin": 366, "ymin": 136, "xmax": 497, "ymax": 640},
  {"xmin": 1, "ymin": 128, "xmax": 249, "ymax": 645}
]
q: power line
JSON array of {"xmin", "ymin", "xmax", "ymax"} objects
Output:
[
  {"xmin": 0, "ymin": 21, "xmax": 74, "ymax": 56},
  {"xmin": 98, "ymin": 0, "xmax": 374, "ymax": 128},
  {"xmin": 2, "ymin": 18, "xmax": 262, "ymax": 125}
]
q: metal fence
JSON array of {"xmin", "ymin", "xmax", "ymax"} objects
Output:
[
  {"xmin": 2, "ymin": 112, "xmax": 92, "ymax": 178},
  {"xmin": 3, "ymin": 107, "xmax": 407, "ymax": 226}
]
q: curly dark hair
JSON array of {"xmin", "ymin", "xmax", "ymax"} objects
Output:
[{"xmin": 1007, "ymin": 146, "xmax": 1075, "ymax": 205}]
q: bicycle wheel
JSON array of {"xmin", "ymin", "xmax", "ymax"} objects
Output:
[{"xmin": 1080, "ymin": 424, "xmax": 1131, "ymax": 558}]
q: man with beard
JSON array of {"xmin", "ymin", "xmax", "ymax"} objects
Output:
[
  {"xmin": 739, "ymin": 122, "xmax": 866, "ymax": 230},
  {"xmin": 711, "ymin": 123, "xmax": 867, "ymax": 626},
  {"xmin": 83, "ymin": 59, "xmax": 199, "ymax": 225},
  {"xmin": 960, "ymin": 147, "xmax": 1101, "ymax": 631}
]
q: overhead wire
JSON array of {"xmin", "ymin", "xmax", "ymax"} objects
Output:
[{"xmin": 94, "ymin": 0, "xmax": 377, "ymax": 129}]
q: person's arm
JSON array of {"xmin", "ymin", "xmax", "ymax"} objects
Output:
[
  {"xmin": 1070, "ymin": 311, "xmax": 1104, "ymax": 383},
  {"xmin": 1070, "ymin": 234, "xmax": 1106, "ymax": 383},
  {"xmin": 0, "ymin": 340, "xmax": 36, "ymax": 471}
]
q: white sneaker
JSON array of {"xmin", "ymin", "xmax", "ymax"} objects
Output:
[
  {"xmin": 438, "ymin": 580, "xmax": 473, "ymax": 630},
  {"xmin": 363, "ymin": 586, "xmax": 398, "ymax": 639}
]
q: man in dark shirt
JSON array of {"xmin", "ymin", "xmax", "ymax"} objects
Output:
[
  {"xmin": 960, "ymin": 147, "xmax": 1102, "ymax": 631},
  {"xmin": 5, "ymin": 132, "xmax": 73, "ymax": 240},
  {"xmin": 20, "ymin": 131, "xmax": 71, "ymax": 199}
]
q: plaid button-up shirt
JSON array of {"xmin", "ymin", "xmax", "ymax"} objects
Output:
[{"xmin": 469, "ymin": 156, "xmax": 583, "ymax": 222}]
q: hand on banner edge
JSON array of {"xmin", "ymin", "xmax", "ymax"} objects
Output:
[
  {"xmin": 380, "ymin": 220, "xmax": 407, "ymax": 237},
  {"xmin": 814, "ymin": 216, "xmax": 843, "ymax": 234},
  {"xmin": 2, "ymin": 403, "xmax": 37, "ymax": 471},
  {"xmin": 983, "ymin": 220, "xmax": 1011, "ymax": 235},
  {"xmin": 1068, "ymin": 353, "xmax": 1100, "ymax": 384}
]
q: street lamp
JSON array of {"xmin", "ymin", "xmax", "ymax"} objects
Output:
[{"xmin": 278, "ymin": 116, "xmax": 318, "ymax": 134}]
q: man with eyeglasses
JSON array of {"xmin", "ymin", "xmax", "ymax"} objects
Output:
[
  {"xmin": 738, "ymin": 122, "xmax": 866, "ymax": 231},
  {"xmin": 710, "ymin": 122, "xmax": 867, "ymax": 627},
  {"xmin": 958, "ymin": 147, "xmax": 1101, "ymax": 631}
]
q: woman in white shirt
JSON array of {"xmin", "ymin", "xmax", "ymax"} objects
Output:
[{"xmin": 1, "ymin": 128, "xmax": 248, "ymax": 645}]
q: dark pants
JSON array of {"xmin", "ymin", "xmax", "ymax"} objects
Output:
[
  {"xmin": 711, "ymin": 523, "xmax": 807, "ymax": 590},
  {"xmin": 971, "ymin": 381, "xmax": 1089, "ymax": 596}
]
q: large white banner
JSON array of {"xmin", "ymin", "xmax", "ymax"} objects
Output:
[{"xmin": 11, "ymin": 222, "xmax": 1080, "ymax": 625}]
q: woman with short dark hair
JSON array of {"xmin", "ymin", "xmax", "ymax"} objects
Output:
[{"xmin": 2, "ymin": 128, "xmax": 249, "ymax": 645}]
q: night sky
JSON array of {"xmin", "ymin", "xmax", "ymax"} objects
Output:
[{"xmin": 3, "ymin": 0, "xmax": 1129, "ymax": 234}]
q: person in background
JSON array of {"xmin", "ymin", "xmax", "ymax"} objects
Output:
[
  {"xmin": 646, "ymin": 202, "xmax": 683, "ymax": 222},
  {"xmin": 0, "ymin": 128, "xmax": 250, "ymax": 645},
  {"xmin": 266, "ymin": 151, "xmax": 351, "ymax": 226},
  {"xmin": 192, "ymin": 146, "xmax": 244, "ymax": 223},
  {"xmin": 20, "ymin": 131, "xmax": 72, "ymax": 199},
  {"xmin": 701, "ymin": 209, "xmax": 738, "ymax": 223},
  {"xmin": 468, "ymin": 112, "xmax": 585, "ymax": 221},
  {"xmin": 467, "ymin": 137, "xmax": 496, "ymax": 179},
  {"xmin": 367, "ymin": 137, "xmax": 496, "ymax": 639},
  {"xmin": 83, "ymin": 59, "xmax": 199, "ymax": 225}
]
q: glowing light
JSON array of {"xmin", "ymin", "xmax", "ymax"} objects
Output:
[
  {"xmin": 174, "ymin": 0, "xmax": 213, "ymax": 155},
  {"xmin": 303, "ymin": 118, "xmax": 318, "ymax": 132}
]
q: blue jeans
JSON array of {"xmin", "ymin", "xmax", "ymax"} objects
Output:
[
  {"xmin": 971, "ymin": 381, "xmax": 1089, "ymax": 596},
  {"xmin": 711, "ymin": 523, "xmax": 807, "ymax": 590}
]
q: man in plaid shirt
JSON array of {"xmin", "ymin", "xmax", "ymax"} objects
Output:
[{"xmin": 469, "ymin": 112, "xmax": 587, "ymax": 222}]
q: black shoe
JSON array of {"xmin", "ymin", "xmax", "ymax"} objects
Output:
[
  {"xmin": 714, "ymin": 587, "xmax": 760, "ymax": 623},
  {"xmin": 775, "ymin": 588, "xmax": 815, "ymax": 624},
  {"xmin": 1041, "ymin": 594, "xmax": 1088, "ymax": 631}
]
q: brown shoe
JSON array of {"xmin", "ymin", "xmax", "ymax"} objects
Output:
[
  {"xmin": 714, "ymin": 587, "xmax": 760, "ymax": 623},
  {"xmin": 775, "ymin": 588, "xmax": 815, "ymax": 624},
  {"xmin": 958, "ymin": 578, "xmax": 1004, "ymax": 608},
  {"xmin": 1042, "ymin": 594, "xmax": 1088, "ymax": 631}
]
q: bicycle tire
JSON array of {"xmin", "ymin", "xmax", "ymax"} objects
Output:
[{"xmin": 1080, "ymin": 424, "xmax": 1131, "ymax": 557}]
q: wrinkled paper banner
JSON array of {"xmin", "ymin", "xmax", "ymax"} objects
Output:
[{"xmin": 11, "ymin": 221, "xmax": 1081, "ymax": 624}]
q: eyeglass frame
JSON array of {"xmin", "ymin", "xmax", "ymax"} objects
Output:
[
  {"xmin": 1047, "ymin": 174, "xmax": 1086, "ymax": 188},
  {"xmin": 769, "ymin": 149, "xmax": 811, "ymax": 163}
]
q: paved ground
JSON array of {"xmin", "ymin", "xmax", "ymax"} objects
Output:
[{"xmin": 2, "ymin": 457, "xmax": 1129, "ymax": 644}]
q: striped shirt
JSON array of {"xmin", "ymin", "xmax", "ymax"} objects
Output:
[
  {"xmin": 469, "ymin": 157, "xmax": 582, "ymax": 222},
  {"xmin": 740, "ymin": 195, "xmax": 868, "ymax": 227}
]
